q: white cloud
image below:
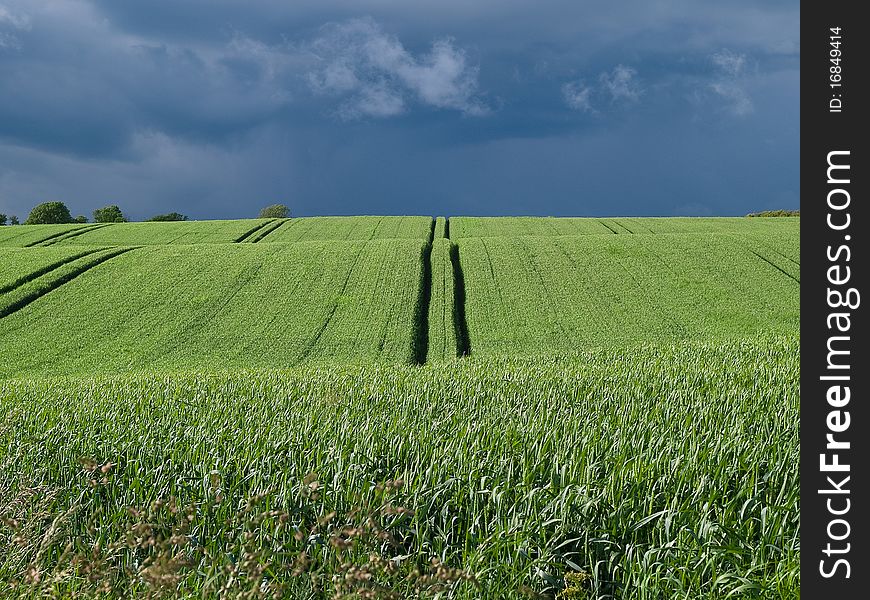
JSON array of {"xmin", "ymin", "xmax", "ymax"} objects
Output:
[
  {"xmin": 306, "ymin": 17, "xmax": 487, "ymax": 118},
  {"xmin": 0, "ymin": 3, "xmax": 29, "ymax": 50},
  {"xmin": 599, "ymin": 65, "xmax": 642, "ymax": 103},
  {"xmin": 562, "ymin": 65, "xmax": 641, "ymax": 112},
  {"xmin": 711, "ymin": 49, "xmax": 746, "ymax": 77},
  {"xmin": 561, "ymin": 81, "xmax": 593, "ymax": 112},
  {"xmin": 708, "ymin": 49, "xmax": 753, "ymax": 116},
  {"xmin": 0, "ymin": 31, "xmax": 19, "ymax": 49},
  {"xmin": 0, "ymin": 4, "xmax": 30, "ymax": 30},
  {"xmin": 338, "ymin": 82, "xmax": 405, "ymax": 119}
]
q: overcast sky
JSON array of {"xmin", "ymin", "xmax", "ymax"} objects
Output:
[{"xmin": 0, "ymin": 1, "xmax": 799, "ymax": 220}]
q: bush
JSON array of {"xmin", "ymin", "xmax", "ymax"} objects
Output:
[
  {"xmin": 258, "ymin": 204, "xmax": 290, "ymax": 218},
  {"xmin": 146, "ymin": 212, "xmax": 188, "ymax": 222},
  {"xmin": 74, "ymin": 215, "xmax": 88, "ymax": 223},
  {"xmin": 25, "ymin": 202, "xmax": 74, "ymax": 225},
  {"xmin": 747, "ymin": 209, "xmax": 800, "ymax": 217},
  {"xmin": 0, "ymin": 214, "xmax": 6, "ymax": 226},
  {"xmin": 10, "ymin": 215, "xmax": 19, "ymax": 225},
  {"xmin": 93, "ymin": 205, "xmax": 128, "ymax": 223}
]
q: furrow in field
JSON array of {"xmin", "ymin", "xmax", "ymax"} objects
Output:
[
  {"xmin": 749, "ymin": 251, "xmax": 800, "ymax": 284},
  {"xmin": 434, "ymin": 217, "xmax": 447, "ymax": 240},
  {"xmin": 597, "ymin": 220, "xmax": 619, "ymax": 234},
  {"xmin": 249, "ymin": 219, "xmax": 288, "ymax": 243},
  {"xmin": 0, "ymin": 247, "xmax": 105, "ymax": 295},
  {"xmin": 23, "ymin": 224, "xmax": 105, "ymax": 247},
  {"xmin": 0, "ymin": 224, "xmax": 89, "ymax": 247},
  {"xmin": 449, "ymin": 242, "xmax": 470, "ymax": 356},
  {"xmin": 0, "ymin": 247, "xmax": 135, "ymax": 320},
  {"xmin": 234, "ymin": 219, "xmax": 276, "ymax": 242},
  {"xmin": 410, "ymin": 224, "xmax": 435, "ymax": 364}
]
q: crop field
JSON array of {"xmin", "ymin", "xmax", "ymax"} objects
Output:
[
  {"xmin": 457, "ymin": 234, "xmax": 798, "ymax": 356},
  {"xmin": 0, "ymin": 223, "xmax": 95, "ymax": 247},
  {"xmin": 449, "ymin": 216, "xmax": 799, "ymax": 238},
  {"xmin": 0, "ymin": 339, "xmax": 799, "ymax": 599},
  {"xmin": 0, "ymin": 215, "xmax": 800, "ymax": 598},
  {"xmin": 426, "ymin": 239, "xmax": 459, "ymax": 362},
  {"xmin": 0, "ymin": 240, "xmax": 426, "ymax": 377},
  {"xmin": 263, "ymin": 216, "xmax": 433, "ymax": 242},
  {"xmin": 0, "ymin": 246, "xmax": 105, "ymax": 291},
  {"xmin": 52, "ymin": 219, "xmax": 274, "ymax": 246}
]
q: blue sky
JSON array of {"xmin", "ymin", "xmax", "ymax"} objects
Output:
[{"xmin": 0, "ymin": 1, "xmax": 799, "ymax": 220}]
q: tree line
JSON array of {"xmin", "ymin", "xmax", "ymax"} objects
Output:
[{"xmin": 0, "ymin": 202, "xmax": 290, "ymax": 225}]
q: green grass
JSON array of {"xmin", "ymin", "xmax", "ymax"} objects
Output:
[
  {"xmin": 426, "ymin": 239, "xmax": 458, "ymax": 361},
  {"xmin": 0, "ymin": 224, "xmax": 94, "ymax": 247},
  {"xmin": 53, "ymin": 219, "xmax": 272, "ymax": 246},
  {"xmin": 457, "ymin": 234, "xmax": 798, "ymax": 357},
  {"xmin": 0, "ymin": 240, "xmax": 426, "ymax": 378},
  {"xmin": 450, "ymin": 217, "xmax": 614, "ymax": 238},
  {"xmin": 263, "ymin": 216, "xmax": 434, "ymax": 242},
  {"xmin": 0, "ymin": 248, "xmax": 131, "ymax": 319},
  {"xmin": 0, "ymin": 215, "xmax": 800, "ymax": 598},
  {"xmin": 449, "ymin": 216, "xmax": 799, "ymax": 238},
  {"xmin": 0, "ymin": 337, "xmax": 799, "ymax": 599},
  {"xmin": 0, "ymin": 246, "xmax": 104, "ymax": 291}
]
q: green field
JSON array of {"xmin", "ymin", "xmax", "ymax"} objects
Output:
[
  {"xmin": 449, "ymin": 216, "xmax": 799, "ymax": 238},
  {"xmin": 0, "ymin": 216, "xmax": 799, "ymax": 598},
  {"xmin": 458, "ymin": 234, "xmax": 798, "ymax": 357},
  {"xmin": 262, "ymin": 216, "xmax": 434, "ymax": 243},
  {"xmin": 51, "ymin": 219, "xmax": 273, "ymax": 246},
  {"xmin": 0, "ymin": 223, "xmax": 96, "ymax": 247},
  {"xmin": 0, "ymin": 240, "xmax": 426, "ymax": 377}
]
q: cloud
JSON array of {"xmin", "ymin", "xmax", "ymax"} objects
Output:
[
  {"xmin": 0, "ymin": 4, "xmax": 29, "ymax": 30},
  {"xmin": 0, "ymin": 2, "xmax": 29, "ymax": 50},
  {"xmin": 306, "ymin": 17, "xmax": 487, "ymax": 119},
  {"xmin": 599, "ymin": 65, "xmax": 642, "ymax": 103},
  {"xmin": 708, "ymin": 49, "xmax": 752, "ymax": 116},
  {"xmin": 711, "ymin": 49, "xmax": 746, "ymax": 77},
  {"xmin": 561, "ymin": 81, "xmax": 593, "ymax": 112},
  {"xmin": 562, "ymin": 65, "xmax": 641, "ymax": 112}
]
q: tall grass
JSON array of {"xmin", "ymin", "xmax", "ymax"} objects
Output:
[{"xmin": 0, "ymin": 337, "xmax": 799, "ymax": 598}]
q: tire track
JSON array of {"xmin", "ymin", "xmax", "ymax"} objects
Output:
[
  {"xmin": 249, "ymin": 219, "xmax": 288, "ymax": 243},
  {"xmin": 0, "ymin": 248, "xmax": 104, "ymax": 295},
  {"xmin": 0, "ymin": 247, "xmax": 136, "ymax": 320},
  {"xmin": 234, "ymin": 219, "xmax": 275, "ymax": 243},
  {"xmin": 598, "ymin": 220, "xmax": 619, "ymax": 234},
  {"xmin": 24, "ymin": 224, "xmax": 107, "ymax": 247},
  {"xmin": 750, "ymin": 251, "xmax": 800, "ymax": 284}
]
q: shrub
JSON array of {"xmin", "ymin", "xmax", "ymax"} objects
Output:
[
  {"xmin": 146, "ymin": 212, "xmax": 188, "ymax": 222},
  {"xmin": 93, "ymin": 205, "xmax": 128, "ymax": 223},
  {"xmin": 747, "ymin": 209, "xmax": 800, "ymax": 217},
  {"xmin": 24, "ymin": 202, "xmax": 73, "ymax": 225},
  {"xmin": 258, "ymin": 204, "xmax": 290, "ymax": 218},
  {"xmin": 74, "ymin": 215, "xmax": 88, "ymax": 223}
]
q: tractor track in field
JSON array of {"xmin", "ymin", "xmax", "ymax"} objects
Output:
[
  {"xmin": 449, "ymin": 242, "xmax": 471, "ymax": 357},
  {"xmin": 750, "ymin": 250, "xmax": 800, "ymax": 284},
  {"xmin": 249, "ymin": 219, "xmax": 288, "ymax": 243},
  {"xmin": 410, "ymin": 219, "xmax": 436, "ymax": 364},
  {"xmin": 234, "ymin": 219, "xmax": 276, "ymax": 243},
  {"xmin": 598, "ymin": 220, "xmax": 619, "ymax": 235},
  {"xmin": 0, "ymin": 248, "xmax": 105, "ymax": 295},
  {"xmin": 0, "ymin": 247, "xmax": 136, "ymax": 320},
  {"xmin": 23, "ymin": 224, "xmax": 107, "ymax": 247}
]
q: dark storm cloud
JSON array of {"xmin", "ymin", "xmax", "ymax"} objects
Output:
[{"xmin": 0, "ymin": 0, "xmax": 799, "ymax": 220}]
